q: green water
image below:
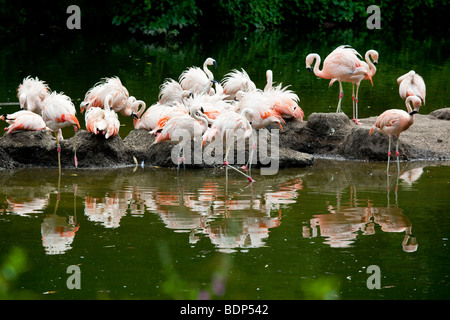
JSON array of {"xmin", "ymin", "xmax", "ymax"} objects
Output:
[
  {"xmin": 0, "ymin": 160, "xmax": 449, "ymax": 300},
  {"xmin": 0, "ymin": 28, "xmax": 449, "ymax": 300}
]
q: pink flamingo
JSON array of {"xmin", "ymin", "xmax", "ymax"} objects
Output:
[
  {"xmin": 221, "ymin": 68, "xmax": 257, "ymax": 100},
  {"xmin": 369, "ymin": 96, "xmax": 422, "ymax": 173},
  {"xmin": 202, "ymin": 109, "xmax": 254, "ymax": 182},
  {"xmin": 397, "ymin": 70, "xmax": 426, "ymax": 105},
  {"xmin": 85, "ymin": 95, "xmax": 120, "ymax": 139},
  {"xmin": 329, "ymin": 49, "xmax": 378, "ymax": 124},
  {"xmin": 263, "ymin": 70, "xmax": 304, "ymax": 121},
  {"xmin": 179, "ymin": 57, "xmax": 217, "ymax": 95},
  {"xmin": 81, "ymin": 76, "xmax": 146, "ymax": 117},
  {"xmin": 17, "ymin": 76, "xmax": 50, "ymax": 114},
  {"xmin": 153, "ymin": 106, "xmax": 209, "ymax": 173},
  {"xmin": 41, "ymin": 92, "xmax": 81, "ymax": 173},
  {"xmin": 306, "ymin": 45, "xmax": 372, "ymax": 120},
  {"xmin": 1, "ymin": 110, "xmax": 50, "ymax": 134},
  {"xmin": 133, "ymin": 103, "xmax": 188, "ymax": 132}
]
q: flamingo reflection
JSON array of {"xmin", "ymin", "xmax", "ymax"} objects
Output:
[{"xmin": 303, "ymin": 175, "xmax": 418, "ymax": 252}]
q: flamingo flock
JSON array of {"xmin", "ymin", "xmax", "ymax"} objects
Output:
[{"xmin": 1, "ymin": 47, "xmax": 427, "ymax": 177}]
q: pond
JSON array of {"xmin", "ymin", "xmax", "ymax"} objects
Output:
[
  {"xmin": 0, "ymin": 27, "xmax": 449, "ymax": 300},
  {"xmin": 0, "ymin": 160, "xmax": 449, "ymax": 300}
]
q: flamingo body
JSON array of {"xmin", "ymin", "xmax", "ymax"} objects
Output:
[
  {"xmin": 17, "ymin": 76, "xmax": 50, "ymax": 114},
  {"xmin": 1, "ymin": 111, "xmax": 49, "ymax": 134}
]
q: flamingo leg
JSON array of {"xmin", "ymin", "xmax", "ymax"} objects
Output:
[
  {"xmin": 354, "ymin": 83, "xmax": 361, "ymax": 124},
  {"xmin": 387, "ymin": 136, "xmax": 392, "ymax": 174},
  {"xmin": 243, "ymin": 130, "xmax": 256, "ymax": 175},
  {"xmin": 224, "ymin": 145, "xmax": 254, "ymax": 183},
  {"xmin": 54, "ymin": 131, "xmax": 62, "ymax": 176},
  {"xmin": 73, "ymin": 125, "xmax": 78, "ymax": 168},
  {"xmin": 396, "ymin": 138, "xmax": 400, "ymax": 172},
  {"xmin": 352, "ymin": 83, "xmax": 356, "ymax": 121},
  {"xmin": 336, "ymin": 80, "xmax": 344, "ymax": 113}
]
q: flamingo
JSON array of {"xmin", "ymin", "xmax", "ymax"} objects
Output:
[
  {"xmin": 158, "ymin": 78, "xmax": 192, "ymax": 105},
  {"xmin": 221, "ymin": 68, "xmax": 257, "ymax": 100},
  {"xmin": 263, "ymin": 70, "xmax": 304, "ymax": 121},
  {"xmin": 234, "ymin": 90, "xmax": 284, "ymax": 130},
  {"xmin": 80, "ymin": 76, "xmax": 145, "ymax": 117},
  {"xmin": 1, "ymin": 110, "xmax": 50, "ymax": 134},
  {"xmin": 329, "ymin": 49, "xmax": 378, "ymax": 124},
  {"xmin": 369, "ymin": 96, "xmax": 422, "ymax": 173},
  {"xmin": 306, "ymin": 45, "xmax": 372, "ymax": 119},
  {"xmin": 17, "ymin": 76, "xmax": 50, "ymax": 114},
  {"xmin": 85, "ymin": 95, "xmax": 120, "ymax": 139},
  {"xmin": 397, "ymin": 70, "xmax": 426, "ymax": 105},
  {"xmin": 133, "ymin": 103, "xmax": 189, "ymax": 132},
  {"xmin": 41, "ymin": 92, "xmax": 81, "ymax": 174},
  {"xmin": 153, "ymin": 105, "xmax": 209, "ymax": 173},
  {"xmin": 202, "ymin": 109, "xmax": 254, "ymax": 182},
  {"xmin": 179, "ymin": 57, "xmax": 217, "ymax": 95}
]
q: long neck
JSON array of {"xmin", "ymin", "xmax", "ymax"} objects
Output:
[
  {"xmin": 203, "ymin": 62, "xmax": 214, "ymax": 80},
  {"xmin": 311, "ymin": 54, "xmax": 326, "ymax": 78},
  {"xmin": 264, "ymin": 70, "xmax": 273, "ymax": 91},
  {"xmin": 405, "ymin": 96, "xmax": 420, "ymax": 115},
  {"xmin": 365, "ymin": 51, "xmax": 377, "ymax": 76},
  {"xmin": 133, "ymin": 100, "xmax": 146, "ymax": 117},
  {"xmin": 104, "ymin": 94, "xmax": 113, "ymax": 111}
]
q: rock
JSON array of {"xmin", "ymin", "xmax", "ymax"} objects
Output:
[
  {"xmin": 0, "ymin": 130, "xmax": 56, "ymax": 167},
  {"xmin": 429, "ymin": 108, "xmax": 450, "ymax": 120},
  {"xmin": 70, "ymin": 130, "xmax": 134, "ymax": 168},
  {"xmin": 0, "ymin": 108, "xmax": 449, "ymax": 169},
  {"xmin": 276, "ymin": 113, "xmax": 353, "ymax": 155}
]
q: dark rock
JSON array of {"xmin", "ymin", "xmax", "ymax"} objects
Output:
[
  {"xmin": 71, "ymin": 130, "xmax": 134, "ymax": 168},
  {"xmin": 277, "ymin": 113, "xmax": 353, "ymax": 155},
  {"xmin": 0, "ymin": 130, "xmax": 56, "ymax": 167},
  {"xmin": 429, "ymin": 108, "xmax": 450, "ymax": 120}
]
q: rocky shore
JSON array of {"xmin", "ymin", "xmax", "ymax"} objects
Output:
[{"xmin": 1, "ymin": 108, "xmax": 449, "ymax": 170}]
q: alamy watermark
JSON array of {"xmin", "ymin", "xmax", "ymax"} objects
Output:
[
  {"xmin": 66, "ymin": 265, "xmax": 81, "ymax": 289},
  {"xmin": 366, "ymin": 265, "xmax": 381, "ymax": 289},
  {"xmin": 66, "ymin": 5, "xmax": 81, "ymax": 29},
  {"xmin": 169, "ymin": 129, "xmax": 280, "ymax": 175},
  {"xmin": 366, "ymin": 5, "xmax": 381, "ymax": 29}
]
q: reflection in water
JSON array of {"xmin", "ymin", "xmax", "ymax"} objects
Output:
[
  {"xmin": 302, "ymin": 165, "xmax": 422, "ymax": 252},
  {"xmin": 41, "ymin": 214, "xmax": 79, "ymax": 255},
  {"xmin": 0, "ymin": 161, "xmax": 438, "ymax": 255}
]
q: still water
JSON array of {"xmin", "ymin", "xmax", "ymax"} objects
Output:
[
  {"xmin": 0, "ymin": 160, "xmax": 449, "ymax": 299},
  {"xmin": 0, "ymin": 28, "xmax": 449, "ymax": 300}
]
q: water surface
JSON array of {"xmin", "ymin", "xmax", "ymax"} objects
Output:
[{"xmin": 1, "ymin": 159, "xmax": 449, "ymax": 299}]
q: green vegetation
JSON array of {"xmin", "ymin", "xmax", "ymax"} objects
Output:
[{"xmin": 0, "ymin": 1, "xmax": 447, "ymax": 37}]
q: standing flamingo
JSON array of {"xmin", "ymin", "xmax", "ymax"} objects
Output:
[
  {"xmin": 369, "ymin": 96, "xmax": 422, "ymax": 173},
  {"xmin": 179, "ymin": 57, "xmax": 217, "ymax": 95},
  {"xmin": 153, "ymin": 106, "xmax": 209, "ymax": 173},
  {"xmin": 306, "ymin": 45, "xmax": 372, "ymax": 119},
  {"xmin": 397, "ymin": 70, "xmax": 426, "ymax": 105},
  {"xmin": 1, "ymin": 110, "xmax": 50, "ymax": 134},
  {"xmin": 202, "ymin": 109, "xmax": 254, "ymax": 182},
  {"xmin": 85, "ymin": 95, "xmax": 120, "ymax": 139},
  {"xmin": 41, "ymin": 92, "xmax": 81, "ymax": 174},
  {"xmin": 329, "ymin": 49, "xmax": 378, "ymax": 124},
  {"xmin": 17, "ymin": 76, "xmax": 50, "ymax": 114}
]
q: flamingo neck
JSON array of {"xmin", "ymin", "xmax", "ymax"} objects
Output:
[
  {"xmin": 264, "ymin": 70, "xmax": 273, "ymax": 91},
  {"xmin": 203, "ymin": 62, "xmax": 214, "ymax": 80},
  {"xmin": 311, "ymin": 54, "xmax": 326, "ymax": 78},
  {"xmin": 365, "ymin": 51, "xmax": 377, "ymax": 76},
  {"xmin": 104, "ymin": 94, "xmax": 113, "ymax": 111}
]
